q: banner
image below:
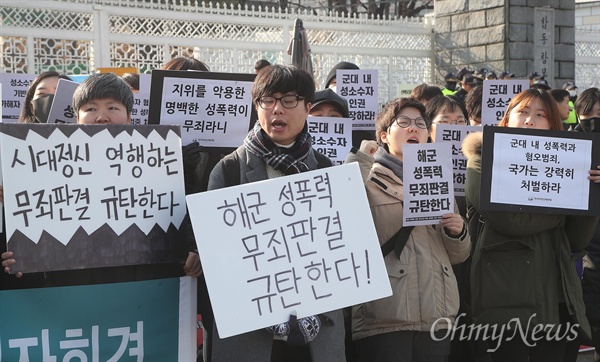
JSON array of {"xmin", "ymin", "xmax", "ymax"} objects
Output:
[
  {"xmin": 0, "ymin": 124, "xmax": 187, "ymax": 273},
  {"xmin": 0, "ymin": 277, "xmax": 197, "ymax": 362}
]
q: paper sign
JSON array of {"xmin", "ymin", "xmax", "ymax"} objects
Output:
[
  {"xmin": 402, "ymin": 142, "xmax": 455, "ymax": 226},
  {"xmin": 0, "ymin": 277, "xmax": 197, "ymax": 361},
  {"xmin": 337, "ymin": 69, "xmax": 378, "ymax": 131},
  {"xmin": 148, "ymin": 70, "xmax": 256, "ymax": 147},
  {"xmin": 186, "ymin": 163, "xmax": 392, "ymax": 338},
  {"xmin": 434, "ymin": 124, "xmax": 480, "ymax": 196},
  {"xmin": 46, "ymin": 78, "xmax": 79, "ymax": 124},
  {"xmin": 0, "ymin": 124, "xmax": 187, "ymax": 272},
  {"xmin": 307, "ymin": 116, "xmax": 352, "ymax": 165},
  {"xmin": 481, "ymin": 127, "xmax": 600, "ymax": 215},
  {"xmin": 139, "ymin": 73, "xmax": 151, "ymax": 94},
  {"xmin": 396, "ymin": 83, "xmax": 419, "ymax": 98},
  {"xmin": 481, "ymin": 79, "xmax": 529, "ymax": 126},
  {"xmin": 131, "ymin": 92, "xmax": 150, "ymax": 125},
  {"xmin": 1, "ymin": 73, "xmax": 37, "ymax": 123}
]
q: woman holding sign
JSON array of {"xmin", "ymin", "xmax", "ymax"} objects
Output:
[
  {"xmin": 346, "ymin": 97, "xmax": 470, "ymax": 362},
  {"xmin": 463, "ymin": 88, "xmax": 600, "ymax": 361}
]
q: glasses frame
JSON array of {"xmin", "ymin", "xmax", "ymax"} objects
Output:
[
  {"xmin": 432, "ymin": 118, "xmax": 468, "ymax": 126},
  {"xmin": 392, "ymin": 115, "xmax": 429, "ymax": 129},
  {"xmin": 256, "ymin": 95, "xmax": 305, "ymax": 110}
]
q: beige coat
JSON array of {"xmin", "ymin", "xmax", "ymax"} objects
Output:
[{"xmin": 348, "ymin": 150, "xmax": 471, "ymax": 340}]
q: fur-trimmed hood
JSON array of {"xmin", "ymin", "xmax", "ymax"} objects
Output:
[{"xmin": 462, "ymin": 131, "xmax": 483, "ymax": 159}]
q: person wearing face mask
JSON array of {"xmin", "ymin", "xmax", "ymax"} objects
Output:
[
  {"xmin": 18, "ymin": 71, "xmax": 72, "ymax": 124},
  {"xmin": 462, "ymin": 89, "xmax": 599, "ymax": 361},
  {"xmin": 346, "ymin": 98, "xmax": 470, "ymax": 362}
]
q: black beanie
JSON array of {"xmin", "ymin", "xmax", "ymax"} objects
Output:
[{"xmin": 324, "ymin": 61, "xmax": 360, "ymax": 89}]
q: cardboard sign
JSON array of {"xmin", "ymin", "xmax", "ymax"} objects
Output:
[
  {"xmin": 0, "ymin": 124, "xmax": 187, "ymax": 273},
  {"xmin": 402, "ymin": 142, "xmax": 455, "ymax": 226},
  {"xmin": 481, "ymin": 79, "xmax": 529, "ymax": 126},
  {"xmin": 434, "ymin": 124, "xmax": 480, "ymax": 196},
  {"xmin": 307, "ymin": 116, "xmax": 352, "ymax": 165},
  {"xmin": 148, "ymin": 70, "xmax": 256, "ymax": 147},
  {"xmin": 1, "ymin": 73, "xmax": 37, "ymax": 123},
  {"xmin": 0, "ymin": 277, "xmax": 197, "ymax": 361},
  {"xmin": 481, "ymin": 126, "xmax": 600, "ymax": 215},
  {"xmin": 336, "ymin": 69, "xmax": 378, "ymax": 131},
  {"xmin": 186, "ymin": 163, "xmax": 392, "ymax": 338},
  {"xmin": 46, "ymin": 78, "xmax": 79, "ymax": 124}
]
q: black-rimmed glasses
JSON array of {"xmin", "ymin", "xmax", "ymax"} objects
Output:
[
  {"xmin": 393, "ymin": 115, "xmax": 428, "ymax": 129},
  {"xmin": 256, "ymin": 95, "xmax": 304, "ymax": 109}
]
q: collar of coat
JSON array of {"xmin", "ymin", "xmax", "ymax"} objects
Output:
[{"xmin": 462, "ymin": 131, "xmax": 483, "ymax": 160}]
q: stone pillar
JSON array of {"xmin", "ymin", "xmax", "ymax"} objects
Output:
[{"xmin": 434, "ymin": 0, "xmax": 575, "ymax": 88}]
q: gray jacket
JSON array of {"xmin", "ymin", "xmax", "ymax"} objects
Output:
[{"xmin": 207, "ymin": 144, "xmax": 346, "ymax": 362}]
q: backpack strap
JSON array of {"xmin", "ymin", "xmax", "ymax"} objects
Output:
[
  {"xmin": 381, "ymin": 226, "xmax": 415, "ymax": 258},
  {"xmin": 221, "ymin": 151, "xmax": 241, "ymax": 188}
]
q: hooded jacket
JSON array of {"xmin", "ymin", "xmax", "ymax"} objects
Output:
[
  {"xmin": 462, "ymin": 131, "xmax": 597, "ymax": 339},
  {"xmin": 347, "ymin": 149, "xmax": 470, "ymax": 340}
]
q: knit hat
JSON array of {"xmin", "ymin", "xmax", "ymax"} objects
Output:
[
  {"xmin": 324, "ymin": 61, "xmax": 359, "ymax": 89},
  {"xmin": 311, "ymin": 89, "xmax": 350, "ymax": 118}
]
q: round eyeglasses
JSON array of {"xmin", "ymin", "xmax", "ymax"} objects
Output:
[
  {"xmin": 257, "ymin": 95, "xmax": 304, "ymax": 109},
  {"xmin": 393, "ymin": 115, "xmax": 429, "ymax": 129}
]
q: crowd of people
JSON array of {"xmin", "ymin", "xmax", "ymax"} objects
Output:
[{"xmin": 1, "ymin": 57, "xmax": 600, "ymax": 362}]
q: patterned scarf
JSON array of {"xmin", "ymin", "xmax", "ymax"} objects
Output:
[
  {"xmin": 374, "ymin": 147, "xmax": 404, "ymax": 181},
  {"xmin": 244, "ymin": 121, "xmax": 312, "ymax": 175}
]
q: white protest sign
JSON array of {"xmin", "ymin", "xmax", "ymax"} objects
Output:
[
  {"xmin": 1, "ymin": 73, "xmax": 37, "ymax": 123},
  {"xmin": 131, "ymin": 92, "xmax": 150, "ymax": 125},
  {"xmin": 396, "ymin": 83, "xmax": 419, "ymax": 98},
  {"xmin": 139, "ymin": 73, "xmax": 152, "ymax": 94},
  {"xmin": 46, "ymin": 78, "xmax": 79, "ymax": 124},
  {"xmin": 481, "ymin": 79, "xmax": 529, "ymax": 126},
  {"xmin": 489, "ymin": 132, "xmax": 592, "ymax": 210},
  {"xmin": 158, "ymin": 76, "xmax": 253, "ymax": 147},
  {"xmin": 434, "ymin": 124, "xmax": 480, "ymax": 196},
  {"xmin": 337, "ymin": 69, "xmax": 378, "ymax": 131},
  {"xmin": 402, "ymin": 142, "xmax": 455, "ymax": 226},
  {"xmin": 0, "ymin": 124, "xmax": 187, "ymax": 272},
  {"xmin": 308, "ymin": 116, "xmax": 352, "ymax": 165},
  {"xmin": 186, "ymin": 163, "xmax": 392, "ymax": 338}
]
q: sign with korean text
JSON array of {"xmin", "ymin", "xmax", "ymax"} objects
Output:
[
  {"xmin": 481, "ymin": 79, "xmax": 529, "ymax": 126},
  {"xmin": 481, "ymin": 127, "xmax": 600, "ymax": 215},
  {"xmin": 46, "ymin": 78, "xmax": 79, "ymax": 124},
  {"xmin": 149, "ymin": 70, "xmax": 256, "ymax": 148},
  {"xmin": 1, "ymin": 73, "xmax": 37, "ymax": 123},
  {"xmin": 337, "ymin": 69, "xmax": 378, "ymax": 132},
  {"xmin": 402, "ymin": 142, "xmax": 455, "ymax": 226},
  {"xmin": 396, "ymin": 83, "xmax": 419, "ymax": 98},
  {"xmin": 307, "ymin": 116, "xmax": 352, "ymax": 165},
  {"xmin": 0, "ymin": 277, "xmax": 197, "ymax": 362},
  {"xmin": 186, "ymin": 163, "xmax": 392, "ymax": 338},
  {"xmin": 435, "ymin": 124, "xmax": 480, "ymax": 196},
  {"xmin": 0, "ymin": 124, "xmax": 187, "ymax": 273},
  {"xmin": 534, "ymin": 8, "xmax": 555, "ymax": 86},
  {"xmin": 131, "ymin": 92, "xmax": 150, "ymax": 125}
]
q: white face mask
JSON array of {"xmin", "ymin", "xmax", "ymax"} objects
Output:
[{"xmin": 569, "ymin": 90, "xmax": 578, "ymax": 98}]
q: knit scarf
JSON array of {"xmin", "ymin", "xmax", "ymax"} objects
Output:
[
  {"xmin": 374, "ymin": 147, "xmax": 404, "ymax": 181},
  {"xmin": 244, "ymin": 121, "xmax": 312, "ymax": 175}
]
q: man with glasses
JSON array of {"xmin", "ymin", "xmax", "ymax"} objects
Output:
[{"xmin": 206, "ymin": 64, "xmax": 345, "ymax": 362}]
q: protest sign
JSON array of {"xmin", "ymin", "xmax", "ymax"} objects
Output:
[
  {"xmin": 307, "ymin": 116, "xmax": 352, "ymax": 165},
  {"xmin": 0, "ymin": 124, "xmax": 187, "ymax": 273},
  {"xmin": 396, "ymin": 83, "xmax": 419, "ymax": 98},
  {"xmin": 148, "ymin": 69, "xmax": 255, "ymax": 147},
  {"xmin": 434, "ymin": 124, "xmax": 480, "ymax": 196},
  {"xmin": 131, "ymin": 92, "xmax": 150, "ymax": 125},
  {"xmin": 481, "ymin": 126, "xmax": 600, "ymax": 215},
  {"xmin": 402, "ymin": 142, "xmax": 455, "ymax": 226},
  {"xmin": 46, "ymin": 78, "xmax": 79, "ymax": 124},
  {"xmin": 0, "ymin": 277, "xmax": 197, "ymax": 361},
  {"xmin": 1, "ymin": 73, "xmax": 37, "ymax": 123},
  {"xmin": 336, "ymin": 69, "xmax": 378, "ymax": 131},
  {"xmin": 186, "ymin": 163, "xmax": 392, "ymax": 338},
  {"xmin": 481, "ymin": 79, "xmax": 529, "ymax": 126}
]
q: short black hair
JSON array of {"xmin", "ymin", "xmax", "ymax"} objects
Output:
[
  {"xmin": 465, "ymin": 85, "xmax": 483, "ymax": 122},
  {"xmin": 251, "ymin": 64, "xmax": 315, "ymax": 106},
  {"xmin": 73, "ymin": 73, "xmax": 134, "ymax": 114},
  {"xmin": 121, "ymin": 73, "xmax": 140, "ymax": 91},
  {"xmin": 550, "ymin": 89, "xmax": 570, "ymax": 103},
  {"xmin": 410, "ymin": 84, "xmax": 443, "ymax": 103},
  {"xmin": 161, "ymin": 57, "xmax": 210, "ymax": 71},
  {"xmin": 425, "ymin": 95, "xmax": 468, "ymax": 123},
  {"xmin": 254, "ymin": 59, "xmax": 271, "ymax": 72},
  {"xmin": 376, "ymin": 97, "xmax": 429, "ymax": 147}
]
